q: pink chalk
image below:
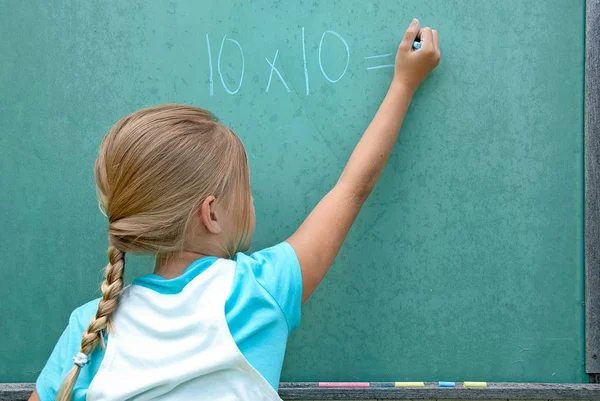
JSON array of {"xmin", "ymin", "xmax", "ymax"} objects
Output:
[{"xmin": 318, "ymin": 382, "xmax": 370, "ymax": 388}]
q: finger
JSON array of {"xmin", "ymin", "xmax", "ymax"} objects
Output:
[
  {"xmin": 432, "ymin": 29, "xmax": 439, "ymax": 52},
  {"xmin": 400, "ymin": 19, "xmax": 420, "ymax": 51},
  {"xmin": 420, "ymin": 27, "xmax": 434, "ymax": 52}
]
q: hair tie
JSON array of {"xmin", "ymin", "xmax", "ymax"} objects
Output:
[{"xmin": 73, "ymin": 352, "xmax": 89, "ymax": 367}]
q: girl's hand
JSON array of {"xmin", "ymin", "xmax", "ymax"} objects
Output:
[{"xmin": 393, "ymin": 19, "xmax": 441, "ymax": 93}]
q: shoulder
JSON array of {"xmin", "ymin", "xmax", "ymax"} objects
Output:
[
  {"xmin": 234, "ymin": 242, "xmax": 299, "ymax": 276},
  {"xmin": 68, "ymin": 298, "xmax": 101, "ymax": 329},
  {"xmin": 231, "ymin": 242, "xmax": 302, "ymax": 331}
]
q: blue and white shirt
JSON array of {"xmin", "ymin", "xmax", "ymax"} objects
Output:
[{"xmin": 36, "ymin": 242, "xmax": 302, "ymax": 401}]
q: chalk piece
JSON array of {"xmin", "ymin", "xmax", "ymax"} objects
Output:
[
  {"xmin": 412, "ymin": 41, "xmax": 422, "ymax": 50},
  {"xmin": 439, "ymin": 381, "xmax": 456, "ymax": 387},
  {"xmin": 395, "ymin": 382, "xmax": 425, "ymax": 388},
  {"xmin": 318, "ymin": 382, "xmax": 369, "ymax": 388},
  {"xmin": 464, "ymin": 381, "xmax": 487, "ymax": 388}
]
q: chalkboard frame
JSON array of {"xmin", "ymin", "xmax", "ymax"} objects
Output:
[
  {"xmin": 0, "ymin": 1, "xmax": 597, "ymax": 400},
  {"xmin": 586, "ymin": 0, "xmax": 600, "ymax": 383},
  {"xmin": 3, "ymin": 382, "xmax": 600, "ymax": 400}
]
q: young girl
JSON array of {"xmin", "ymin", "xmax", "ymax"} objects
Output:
[{"xmin": 31, "ymin": 19, "xmax": 439, "ymax": 401}]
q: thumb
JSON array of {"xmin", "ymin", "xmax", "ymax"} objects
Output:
[{"xmin": 400, "ymin": 19, "xmax": 420, "ymax": 51}]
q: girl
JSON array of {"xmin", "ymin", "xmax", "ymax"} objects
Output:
[{"xmin": 32, "ymin": 19, "xmax": 439, "ymax": 401}]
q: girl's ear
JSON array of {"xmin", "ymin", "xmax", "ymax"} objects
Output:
[{"xmin": 199, "ymin": 196, "xmax": 221, "ymax": 234}]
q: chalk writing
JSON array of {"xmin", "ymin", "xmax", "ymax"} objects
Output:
[
  {"xmin": 301, "ymin": 27, "xmax": 309, "ymax": 96},
  {"xmin": 205, "ymin": 34, "xmax": 214, "ymax": 96},
  {"xmin": 365, "ymin": 53, "xmax": 395, "ymax": 70},
  {"xmin": 318, "ymin": 30, "xmax": 350, "ymax": 83},
  {"xmin": 217, "ymin": 35, "xmax": 245, "ymax": 95},
  {"xmin": 265, "ymin": 50, "xmax": 291, "ymax": 93},
  {"xmin": 205, "ymin": 28, "xmax": 393, "ymax": 96}
]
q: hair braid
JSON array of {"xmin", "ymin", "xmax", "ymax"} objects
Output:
[{"xmin": 56, "ymin": 243, "xmax": 125, "ymax": 401}]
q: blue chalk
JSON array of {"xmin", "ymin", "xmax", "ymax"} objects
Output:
[
  {"xmin": 439, "ymin": 381, "xmax": 456, "ymax": 388},
  {"xmin": 412, "ymin": 41, "xmax": 421, "ymax": 50}
]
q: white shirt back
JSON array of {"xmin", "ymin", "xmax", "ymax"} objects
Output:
[{"xmin": 86, "ymin": 259, "xmax": 283, "ymax": 401}]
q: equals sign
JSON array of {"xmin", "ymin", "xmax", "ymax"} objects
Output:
[
  {"xmin": 365, "ymin": 52, "xmax": 394, "ymax": 70},
  {"xmin": 365, "ymin": 42, "xmax": 421, "ymax": 71}
]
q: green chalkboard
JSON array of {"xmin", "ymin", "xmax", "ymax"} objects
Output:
[{"xmin": 0, "ymin": 0, "xmax": 586, "ymax": 384}]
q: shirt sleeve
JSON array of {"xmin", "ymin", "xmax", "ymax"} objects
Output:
[{"xmin": 247, "ymin": 242, "xmax": 302, "ymax": 331}]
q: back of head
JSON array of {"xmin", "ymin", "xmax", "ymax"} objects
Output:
[
  {"xmin": 57, "ymin": 104, "xmax": 252, "ymax": 401},
  {"xmin": 96, "ymin": 104, "xmax": 251, "ymax": 254}
]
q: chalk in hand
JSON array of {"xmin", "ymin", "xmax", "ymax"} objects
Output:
[{"xmin": 412, "ymin": 41, "xmax": 421, "ymax": 50}]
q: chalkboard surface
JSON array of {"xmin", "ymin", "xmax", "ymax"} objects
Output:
[{"xmin": 0, "ymin": 0, "xmax": 586, "ymax": 384}]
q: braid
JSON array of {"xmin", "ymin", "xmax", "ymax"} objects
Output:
[{"xmin": 56, "ymin": 243, "xmax": 125, "ymax": 401}]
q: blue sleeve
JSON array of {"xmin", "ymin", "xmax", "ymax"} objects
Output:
[
  {"xmin": 36, "ymin": 299, "xmax": 103, "ymax": 401},
  {"xmin": 36, "ymin": 323, "xmax": 72, "ymax": 401},
  {"xmin": 247, "ymin": 242, "xmax": 302, "ymax": 331}
]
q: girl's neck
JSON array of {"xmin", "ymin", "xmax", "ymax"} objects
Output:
[{"xmin": 154, "ymin": 250, "xmax": 216, "ymax": 279}]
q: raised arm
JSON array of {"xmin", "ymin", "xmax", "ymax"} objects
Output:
[{"xmin": 287, "ymin": 19, "xmax": 441, "ymax": 303}]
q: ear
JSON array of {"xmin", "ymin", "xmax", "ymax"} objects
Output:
[{"xmin": 198, "ymin": 196, "xmax": 221, "ymax": 234}]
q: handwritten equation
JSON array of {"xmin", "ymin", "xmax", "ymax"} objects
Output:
[{"xmin": 205, "ymin": 28, "xmax": 394, "ymax": 96}]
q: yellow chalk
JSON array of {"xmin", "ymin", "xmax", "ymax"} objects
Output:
[
  {"xmin": 464, "ymin": 381, "xmax": 487, "ymax": 388},
  {"xmin": 394, "ymin": 382, "xmax": 425, "ymax": 388}
]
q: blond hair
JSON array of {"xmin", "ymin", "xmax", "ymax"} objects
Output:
[{"xmin": 57, "ymin": 104, "xmax": 252, "ymax": 401}]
